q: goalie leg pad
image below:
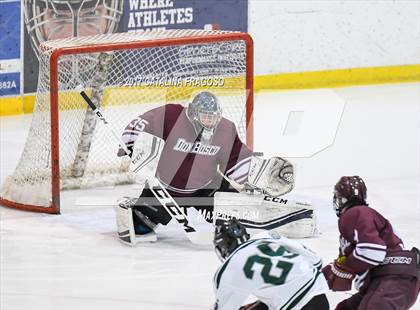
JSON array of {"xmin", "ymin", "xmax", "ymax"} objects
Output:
[
  {"xmin": 214, "ymin": 192, "xmax": 318, "ymax": 238},
  {"xmin": 114, "ymin": 197, "xmax": 136, "ymax": 245},
  {"xmin": 261, "ymin": 211, "xmax": 318, "ymax": 239},
  {"xmin": 114, "ymin": 197, "xmax": 157, "ymax": 246}
]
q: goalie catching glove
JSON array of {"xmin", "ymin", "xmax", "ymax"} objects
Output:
[{"xmin": 246, "ymin": 156, "xmax": 294, "ymax": 197}]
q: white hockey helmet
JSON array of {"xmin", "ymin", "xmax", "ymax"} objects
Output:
[{"xmin": 187, "ymin": 91, "xmax": 222, "ymax": 142}]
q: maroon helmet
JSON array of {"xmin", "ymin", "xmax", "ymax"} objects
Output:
[{"xmin": 333, "ymin": 176, "xmax": 367, "ymax": 216}]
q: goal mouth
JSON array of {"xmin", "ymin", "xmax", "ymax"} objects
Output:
[{"xmin": 0, "ymin": 29, "xmax": 254, "ymax": 214}]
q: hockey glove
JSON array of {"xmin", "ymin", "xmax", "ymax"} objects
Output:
[
  {"xmin": 247, "ymin": 156, "xmax": 294, "ymax": 197},
  {"xmin": 322, "ymin": 261, "xmax": 355, "ymax": 291}
]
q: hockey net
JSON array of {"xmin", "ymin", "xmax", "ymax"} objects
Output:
[{"xmin": 0, "ymin": 30, "xmax": 253, "ymax": 214}]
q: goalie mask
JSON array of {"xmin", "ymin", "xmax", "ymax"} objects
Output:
[
  {"xmin": 214, "ymin": 218, "xmax": 250, "ymax": 261},
  {"xmin": 333, "ymin": 176, "xmax": 367, "ymax": 217},
  {"xmin": 24, "ymin": 0, "xmax": 123, "ymax": 58},
  {"xmin": 187, "ymin": 92, "xmax": 222, "ymax": 143}
]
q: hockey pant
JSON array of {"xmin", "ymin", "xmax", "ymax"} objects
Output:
[
  {"xmin": 336, "ymin": 248, "xmax": 420, "ymax": 310},
  {"xmin": 336, "ymin": 276, "xmax": 419, "ymax": 310}
]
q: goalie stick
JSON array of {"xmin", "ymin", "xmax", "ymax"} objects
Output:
[
  {"xmin": 72, "ymin": 53, "xmax": 113, "ymax": 178},
  {"xmin": 76, "ymin": 85, "xmax": 131, "ymax": 156},
  {"xmin": 148, "ymin": 179, "xmax": 212, "ymax": 245},
  {"xmin": 76, "ymin": 85, "xmax": 161, "ymax": 171},
  {"xmin": 76, "ymin": 85, "xmax": 208, "ymax": 244}
]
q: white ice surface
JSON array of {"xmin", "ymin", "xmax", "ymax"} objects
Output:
[{"xmin": 1, "ymin": 83, "xmax": 419, "ymax": 309}]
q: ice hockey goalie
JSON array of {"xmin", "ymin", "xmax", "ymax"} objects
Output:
[{"xmin": 113, "ymin": 91, "xmax": 313, "ymax": 245}]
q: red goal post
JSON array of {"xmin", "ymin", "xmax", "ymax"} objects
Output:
[{"xmin": 0, "ymin": 30, "xmax": 254, "ymax": 214}]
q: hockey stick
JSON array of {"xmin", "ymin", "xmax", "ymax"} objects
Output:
[
  {"xmin": 75, "ymin": 85, "xmax": 131, "ymax": 156},
  {"xmin": 148, "ymin": 179, "xmax": 212, "ymax": 245},
  {"xmin": 217, "ymin": 165, "xmax": 249, "ymax": 193},
  {"xmin": 76, "ymin": 85, "xmax": 161, "ymax": 169},
  {"xmin": 215, "ymin": 153, "xmax": 263, "ymax": 193},
  {"xmin": 76, "ymin": 85, "xmax": 210, "ymax": 245}
]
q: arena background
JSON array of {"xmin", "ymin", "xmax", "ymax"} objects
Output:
[{"xmin": 0, "ymin": 0, "xmax": 418, "ymax": 115}]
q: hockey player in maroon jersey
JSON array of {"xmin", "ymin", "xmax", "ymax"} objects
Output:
[
  {"xmin": 113, "ymin": 91, "xmax": 294, "ymax": 244},
  {"xmin": 322, "ymin": 176, "xmax": 419, "ymax": 310}
]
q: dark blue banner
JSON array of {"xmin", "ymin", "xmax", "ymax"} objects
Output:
[
  {"xmin": 124, "ymin": 0, "xmax": 247, "ymax": 32},
  {"xmin": 22, "ymin": 0, "xmax": 248, "ymax": 94},
  {"xmin": 0, "ymin": 72, "xmax": 19, "ymax": 96},
  {"xmin": 0, "ymin": 0, "xmax": 21, "ymax": 96}
]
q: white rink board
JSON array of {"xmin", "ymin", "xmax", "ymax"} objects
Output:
[{"xmin": 1, "ymin": 83, "xmax": 419, "ymax": 309}]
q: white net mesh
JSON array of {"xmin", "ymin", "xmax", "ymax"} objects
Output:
[{"xmin": 1, "ymin": 30, "xmax": 251, "ymax": 210}]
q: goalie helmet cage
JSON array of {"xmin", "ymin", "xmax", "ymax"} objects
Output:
[{"xmin": 0, "ymin": 30, "xmax": 254, "ymax": 214}]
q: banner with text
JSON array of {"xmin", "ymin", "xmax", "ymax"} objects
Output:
[
  {"xmin": 124, "ymin": 0, "xmax": 247, "ymax": 32},
  {"xmin": 21, "ymin": 0, "xmax": 247, "ymax": 95}
]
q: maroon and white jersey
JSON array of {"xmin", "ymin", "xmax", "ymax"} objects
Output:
[
  {"xmin": 119, "ymin": 104, "xmax": 253, "ymax": 195},
  {"xmin": 337, "ymin": 205, "xmax": 404, "ymax": 274}
]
